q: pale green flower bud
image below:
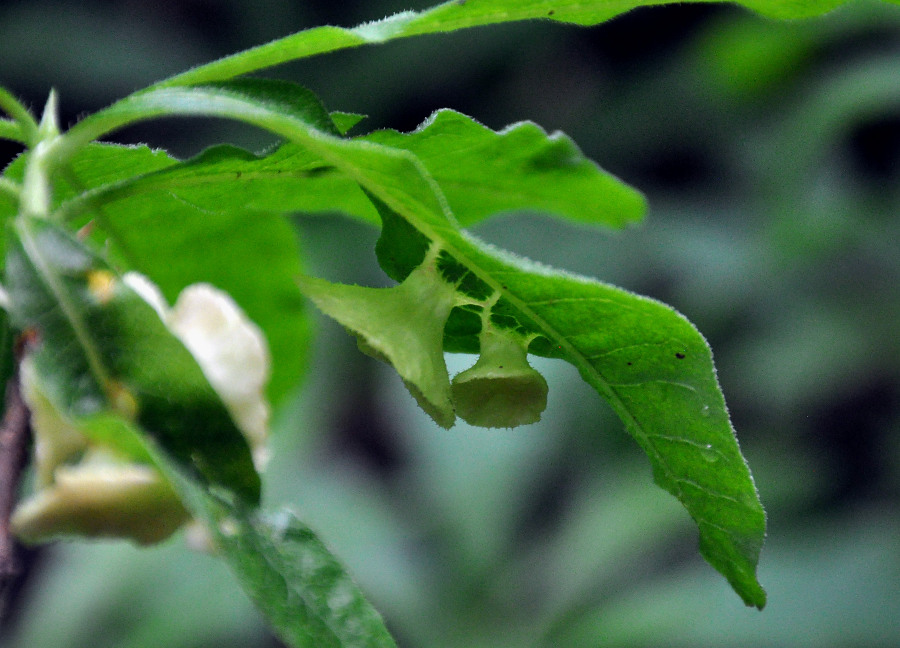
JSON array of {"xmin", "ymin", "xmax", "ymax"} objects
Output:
[{"xmin": 451, "ymin": 326, "xmax": 548, "ymax": 428}]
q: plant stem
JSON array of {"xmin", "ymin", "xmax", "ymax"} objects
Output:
[{"xmin": 20, "ymin": 93, "xmax": 61, "ymax": 219}]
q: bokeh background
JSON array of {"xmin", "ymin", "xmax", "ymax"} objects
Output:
[{"xmin": 1, "ymin": 0, "xmax": 899, "ymax": 646}]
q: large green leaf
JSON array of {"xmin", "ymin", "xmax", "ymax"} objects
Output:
[
  {"xmin": 375, "ymin": 200, "xmax": 768, "ymax": 608},
  {"xmin": 45, "ymin": 79, "xmax": 766, "ymax": 606},
  {"xmin": 150, "ymin": 0, "xmax": 862, "ymax": 87},
  {"xmin": 4, "ymin": 217, "xmax": 261, "ymax": 503}
]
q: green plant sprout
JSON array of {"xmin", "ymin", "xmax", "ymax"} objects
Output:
[{"xmin": 2, "ymin": 0, "xmax": 893, "ymax": 645}]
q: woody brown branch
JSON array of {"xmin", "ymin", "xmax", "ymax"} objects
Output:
[{"xmin": 0, "ymin": 371, "xmax": 31, "ymax": 613}]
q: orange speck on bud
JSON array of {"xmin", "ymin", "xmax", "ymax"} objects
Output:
[{"xmin": 86, "ymin": 269, "xmax": 117, "ymax": 304}]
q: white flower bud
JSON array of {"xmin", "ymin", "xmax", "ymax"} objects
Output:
[
  {"xmin": 124, "ymin": 273, "xmax": 271, "ymax": 469},
  {"xmin": 11, "ymin": 449, "xmax": 189, "ymax": 546},
  {"xmin": 168, "ymin": 284, "xmax": 271, "ymax": 470}
]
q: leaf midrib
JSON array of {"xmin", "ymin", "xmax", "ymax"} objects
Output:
[
  {"xmin": 430, "ymin": 228, "xmax": 681, "ymax": 498},
  {"xmin": 17, "ymin": 218, "xmax": 112, "ymax": 393},
  {"xmin": 55, "ymin": 166, "xmax": 339, "ymax": 222}
]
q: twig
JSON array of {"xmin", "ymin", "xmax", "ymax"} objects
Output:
[{"xmin": 0, "ymin": 369, "xmax": 31, "ymax": 624}]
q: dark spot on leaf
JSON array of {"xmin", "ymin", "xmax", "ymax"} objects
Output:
[
  {"xmin": 675, "ymin": 352, "xmax": 686, "ymax": 359},
  {"xmin": 627, "ymin": 361, "xmax": 633, "ymax": 366},
  {"xmin": 548, "ymin": 10, "xmax": 555, "ymax": 15}
]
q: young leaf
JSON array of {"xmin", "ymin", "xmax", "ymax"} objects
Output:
[
  {"xmin": 0, "ymin": 86, "xmax": 38, "ymax": 145},
  {"xmin": 297, "ymin": 246, "xmax": 459, "ymax": 429},
  {"xmin": 0, "ymin": 118, "xmax": 26, "ymax": 145},
  {"xmin": 451, "ymin": 323, "xmax": 549, "ymax": 428},
  {"xmin": 5, "ymin": 217, "xmax": 261, "ymax": 503},
  {"xmin": 154, "ymin": 0, "xmax": 861, "ymax": 87}
]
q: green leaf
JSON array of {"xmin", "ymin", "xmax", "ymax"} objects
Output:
[
  {"xmin": 0, "ymin": 177, "xmax": 18, "ymax": 222},
  {"xmin": 203, "ymin": 506, "xmax": 399, "ymax": 648},
  {"xmin": 361, "ymin": 109, "xmax": 645, "ymax": 228},
  {"xmin": 96, "ymin": 202, "xmax": 310, "ymax": 407},
  {"xmin": 115, "ymin": 422, "xmax": 398, "ymax": 648},
  {"xmin": 216, "ymin": 509, "xmax": 398, "ymax": 648},
  {"xmin": 330, "ymin": 111, "xmax": 367, "ymax": 135},
  {"xmin": 0, "ymin": 118, "xmax": 26, "ymax": 144},
  {"xmin": 153, "ymin": 0, "xmax": 862, "ymax": 87},
  {"xmin": 5, "ymin": 217, "xmax": 261, "ymax": 503},
  {"xmin": 47, "ymin": 79, "xmax": 766, "ymax": 606},
  {"xmin": 380, "ymin": 203, "xmax": 768, "ymax": 609},
  {"xmin": 56, "ymin": 142, "xmax": 377, "ymax": 225},
  {"xmin": 7, "ymin": 143, "xmax": 311, "ymax": 405},
  {"xmin": 60, "ymin": 98, "xmax": 642, "ymax": 230},
  {"xmin": 0, "ymin": 86, "xmax": 38, "ymax": 145}
]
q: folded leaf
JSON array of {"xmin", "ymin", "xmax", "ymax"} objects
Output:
[
  {"xmin": 5, "ymin": 217, "xmax": 261, "ymax": 503},
  {"xmin": 451, "ymin": 324, "xmax": 549, "ymax": 428}
]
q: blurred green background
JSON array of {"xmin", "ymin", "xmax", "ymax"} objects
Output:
[{"xmin": 2, "ymin": 1, "xmax": 899, "ymax": 646}]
